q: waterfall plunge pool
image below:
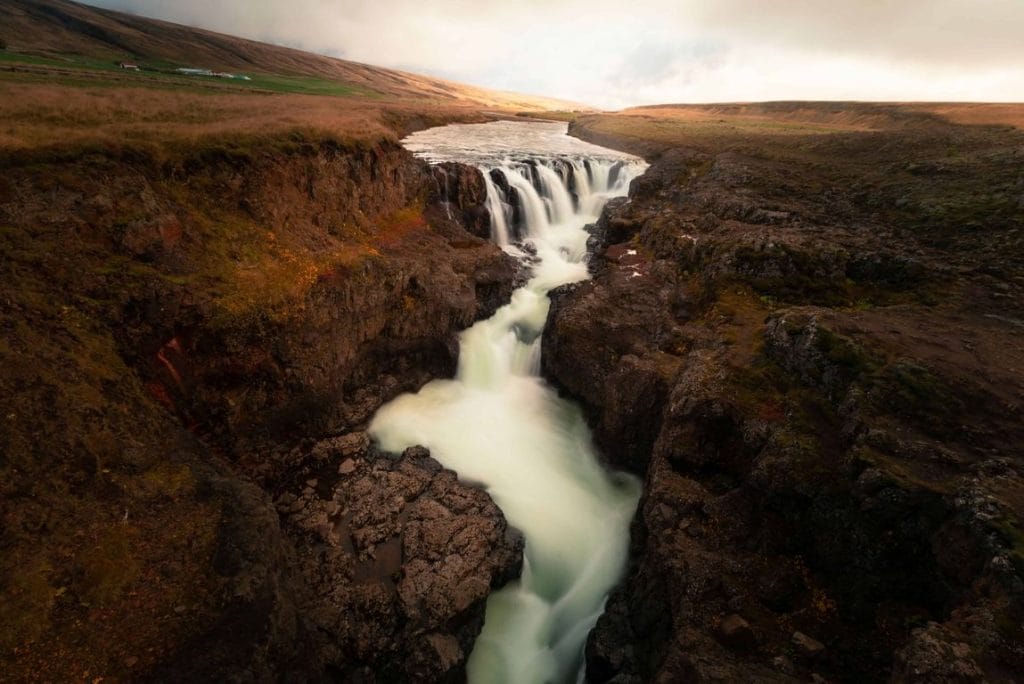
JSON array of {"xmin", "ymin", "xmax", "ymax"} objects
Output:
[{"xmin": 369, "ymin": 121, "xmax": 647, "ymax": 683}]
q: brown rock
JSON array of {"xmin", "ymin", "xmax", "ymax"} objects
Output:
[
  {"xmin": 716, "ymin": 614, "xmax": 755, "ymax": 651},
  {"xmin": 290, "ymin": 444, "xmax": 523, "ymax": 680},
  {"xmin": 792, "ymin": 631, "xmax": 826, "ymax": 659}
]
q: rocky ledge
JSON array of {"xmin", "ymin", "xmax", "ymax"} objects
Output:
[{"xmin": 156, "ymin": 435, "xmax": 523, "ymax": 682}]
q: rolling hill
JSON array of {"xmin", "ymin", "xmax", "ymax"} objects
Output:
[{"xmin": 0, "ymin": 0, "xmax": 585, "ymax": 110}]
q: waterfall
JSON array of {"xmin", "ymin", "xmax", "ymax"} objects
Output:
[
  {"xmin": 482, "ymin": 172, "xmax": 512, "ymax": 246},
  {"xmin": 371, "ymin": 121, "xmax": 647, "ymax": 684}
]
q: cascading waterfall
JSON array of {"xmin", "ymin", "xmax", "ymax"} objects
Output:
[{"xmin": 370, "ymin": 121, "xmax": 647, "ymax": 683}]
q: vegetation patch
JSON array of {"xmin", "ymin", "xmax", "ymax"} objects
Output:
[
  {"xmin": 868, "ymin": 361, "xmax": 966, "ymax": 440},
  {"xmin": 814, "ymin": 327, "xmax": 880, "ymax": 379}
]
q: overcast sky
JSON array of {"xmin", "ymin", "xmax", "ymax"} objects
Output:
[{"xmin": 84, "ymin": 0, "xmax": 1024, "ymax": 109}]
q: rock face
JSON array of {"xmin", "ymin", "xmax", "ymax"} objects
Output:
[
  {"xmin": 0, "ymin": 133, "xmax": 521, "ymax": 680},
  {"xmin": 544, "ymin": 110, "xmax": 1024, "ymax": 682},
  {"xmin": 431, "ymin": 162, "xmax": 492, "ymax": 239},
  {"xmin": 277, "ymin": 436, "xmax": 523, "ymax": 681}
]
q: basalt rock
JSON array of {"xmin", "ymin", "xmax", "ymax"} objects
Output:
[
  {"xmin": 0, "ymin": 137, "xmax": 518, "ymax": 459},
  {"xmin": 431, "ymin": 162, "xmax": 492, "ymax": 239}
]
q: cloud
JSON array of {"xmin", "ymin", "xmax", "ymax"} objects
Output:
[
  {"xmin": 82, "ymin": 0, "xmax": 1024, "ymax": 107},
  {"xmin": 689, "ymin": 0, "xmax": 1024, "ymax": 66}
]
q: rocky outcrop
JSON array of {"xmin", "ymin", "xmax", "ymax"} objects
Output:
[
  {"xmin": 148, "ymin": 461, "xmax": 310, "ymax": 683},
  {"xmin": 277, "ymin": 435, "xmax": 523, "ymax": 681},
  {"xmin": 545, "ymin": 116, "xmax": 1024, "ymax": 682},
  {"xmin": 431, "ymin": 162, "xmax": 492, "ymax": 239}
]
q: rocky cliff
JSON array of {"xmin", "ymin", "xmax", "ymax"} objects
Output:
[
  {"xmin": 0, "ymin": 131, "xmax": 520, "ymax": 680},
  {"xmin": 544, "ymin": 109, "xmax": 1024, "ymax": 682}
]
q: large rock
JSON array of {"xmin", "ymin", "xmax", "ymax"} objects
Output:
[
  {"xmin": 279, "ymin": 437, "xmax": 524, "ymax": 681},
  {"xmin": 0, "ymin": 132, "xmax": 521, "ymax": 681}
]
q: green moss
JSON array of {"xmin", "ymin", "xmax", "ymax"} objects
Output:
[
  {"xmin": 992, "ymin": 515, "xmax": 1024, "ymax": 576},
  {"xmin": 869, "ymin": 361, "xmax": 965, "ymax": 438},
  {"xmin": 78, "ymin": 525, "xmax": 141, "ymax": 606},
  {"xmin": 729, "ymin": 358, "xmax": 791, "ymax": 416},
  {"xmin": 850, "ymin": 445, "xmax": 957, "ymax": 495},
  {"xmin": 733, "ymin": 244, "xmax": 851, "ymax": 306},
  {"xmin": 93, "ymin": 255, "xmax": 190, "ymax": 286},
  {"xmin": 815, "ymin": 328, "xmax": 879, "ymax": 377},
  {"xmin": 771, "ymin": 426, "xmax": 820, "ymax": 453},
  {"xmin": 139, "ymin": 462, "xmax": 195, "ymax": 500},
  {"xmin": 994, "ymin": 608, "xmax": 1024, "ymax": 641}
]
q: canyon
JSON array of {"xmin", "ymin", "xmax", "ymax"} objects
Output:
[
  {"xmin": 6, "ymin": 101, "xmax": 1021, "ymax": 682},
  {"xmin": 1, "ymin": 1, "xmax": 1023, "ymax": 682}
]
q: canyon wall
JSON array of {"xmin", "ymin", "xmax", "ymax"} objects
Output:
[
  {"xmin": 0, "ymin": 132, "xmax": 521, "ymax": 680},
  {"xmin": 544, "ymin": 113, "xmax": 1024, "ymax": 682}
]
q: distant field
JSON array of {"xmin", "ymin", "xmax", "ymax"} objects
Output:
[
  {"xmin": 0, "ymin": 49, "xmax": 382, "ymax": 97},
  {"xmin": 569, "ymin": 101, "xmax": 1024, "ymax": 160},
  {"xmin": 0, "ymin": 47, "xmax": 505, "ymax": 152},
  {"xmin": 0, "ymin": 0, "xmax": 584, "ymax": 112}
]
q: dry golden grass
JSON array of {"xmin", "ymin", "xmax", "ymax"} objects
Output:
[
  {"xmin": 608, "ymin": 102, "xmax": 1024, "ymax": 141},
  {"xmin": 0, "ymin": 80, "xmax": 503, "ymax": 150},
  {"xmin": 616, "ymin": 104, "xmax": 891, "ymax": 133},
  {"xmin": 214, "ymin": 205, "xmax": 429, "ymax": 323},
  {"xmin": 912, "ymin": 103, "xmax": 1024, "ymax": 129},
  {"xmin": 577, "ymin": 101, "xmax": 1024, "ymax": 159}
]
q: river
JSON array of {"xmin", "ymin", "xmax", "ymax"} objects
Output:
[{"xmin": 369, "ymin": 120, "xmax": 647, "ymax": 683}]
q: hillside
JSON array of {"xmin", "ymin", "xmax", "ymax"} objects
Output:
[{"xmin": 0, "ymin": 0, "xmax": 584, "ymax": 110}]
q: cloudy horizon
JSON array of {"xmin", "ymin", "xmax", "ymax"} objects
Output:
[{"xmin": 83, "ymin": 0, "xmax": 1024, "ymax": 109}]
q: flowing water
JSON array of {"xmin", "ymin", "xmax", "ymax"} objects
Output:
[{"xmin": 369, "ymin": 121, "xmax": 647, "ymax": 683}]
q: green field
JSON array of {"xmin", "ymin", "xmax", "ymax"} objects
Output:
[{"xmin": 0, "ymin": 49, "xmax": 380, "ymax": 97}]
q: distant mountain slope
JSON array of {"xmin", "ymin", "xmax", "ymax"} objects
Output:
[{"xmin": 0, "ymin": 0, "xmax": 585, "ymax": 110}]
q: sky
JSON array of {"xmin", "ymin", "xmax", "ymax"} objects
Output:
[{"xmin": 84, "ymin": 0, "xmax": 1024, "ymax": 109}]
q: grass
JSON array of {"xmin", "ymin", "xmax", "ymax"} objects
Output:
[
  {"xmin": 0, "ymin": 75, "xmax": 506, "ymax": 154},
  {"xmin": 0, "ymin": 49, "xmax": 382, "ymax": 97},
  {"xmin": 0, "ymin": 80, "xmax": 388, "ymax": 150},
  {"xmin": 0, "ymin": 50, "xmax": 72, "ymax": 67},
  {"xmin": 238, "ymin": 72, "xmax": 380, "ymax": 97}
]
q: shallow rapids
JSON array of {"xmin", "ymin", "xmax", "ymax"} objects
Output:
[{"xmin": 369, "ymin": 121, "xmax": 647, "ymax": 683}]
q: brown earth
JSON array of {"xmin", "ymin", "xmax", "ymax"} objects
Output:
[{"xmin": 540, "ymin": 102, "xmax": 1024, "ymax": 682}]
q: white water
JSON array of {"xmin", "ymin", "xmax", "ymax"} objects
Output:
[{"xmin": 370, "ymin": 121, "xmax": 647, "ymax": 683}]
